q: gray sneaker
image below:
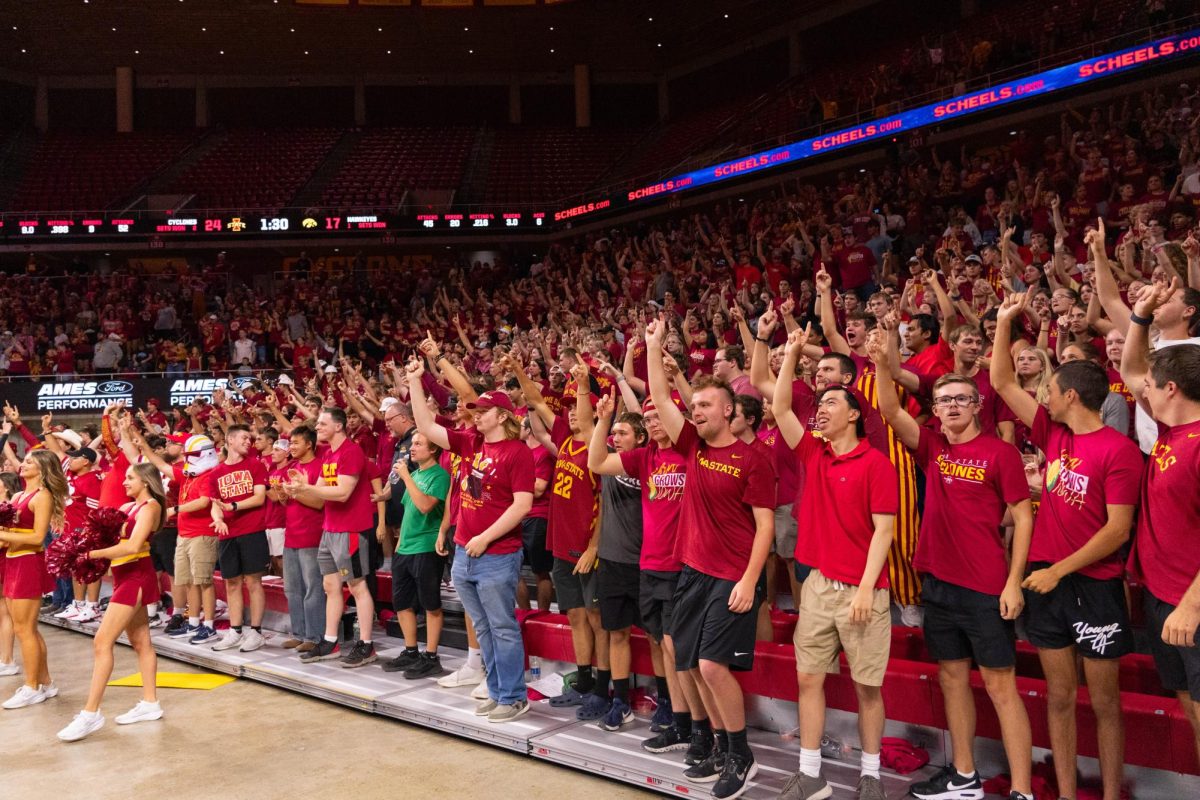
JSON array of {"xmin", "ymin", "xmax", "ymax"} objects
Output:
[
  {"xmin": 488, "ymin": 699, "xmax": 530, "ymax": 723},
  {"xmin": 777, "ymin": 772, "xmax": 832, "ymax": 800},
  {"xmin": 473, "ymin": 698, "xmax": 497, "ymax": 716},
  {"xmin": 856, "ymin": 775, "xmax": 885, "ymax": 800}
]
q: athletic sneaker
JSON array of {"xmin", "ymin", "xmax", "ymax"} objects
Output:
[
  {"xmin": 164, "ymin": 614, "xmax": 187, "ymax": 636},
  {"xmin": 57, "ymin": 710, "xmax": 104, "ymax": 742},
  {"xmin": 40, "ymin": 682, "xmax": 58, "ymax": 698},
  {"xmin": 211, "ymin": 629, "xmax": 244, "ymax": 651},
  {"xmin": 115, "ymin": 700, "xmax": 163, "ymax": 725},
  {"xmin": 339, "ymin": 640, "xmax": 377, "ymax": 668},
  {"xmin": 899, "ymin": 603, "xmax": 924, "ymax": 628},
  {"xmin": 856, "ymin": 775, "xmax": 885, "ymax": 800},
  {"xmin": 471, "ymin": 679, "xmax": 490, "ymax": 700},
  {"xmin": 576, "ymin": 692, "xmax": 610, "ymax": 721},
  {"xmin": 0, "ymin": 661, "xmax": 20, "ymax": 677},
  {"xmin": 147, "ymin": 613, "xmax": 166, "ymax": 629},
  {"xmin": 188, "ymin": 626, "xmax": 219, "ymax": 646},
  {"xmin": 73, "ymin": 605, "xmax": 99, "ymax": 624},
  {"xmin": 599, "ymin": 698, "xmax": 633, "ymax": 731},
  {"xmin": 549, "ymin": 686, "xmax": 585, "ymax": 708},
  {"xmin": 639, "ymin": 725, "xmax": 686, "ymax": 752},
  {"xmin": 684, "ymin": 729, "xmax": 715, "ymax": 766},
  {"xmin": 488, "ymin": 699, "xmax": 530, "ymax": 723},
  {"xmin": 438, "ymin": 663, "xmax": 484, "ymax": 688},
  {"xmin": 169, "ymin": 623, "xmax": 199, "ymax": 640},
  {"xmin": 299, "ymin": 639, "xmax": 341, "ymax": 663},
  {"xmin": 403, "ymin": 652, "xmax": 443, "ymax": 680},
  {"xmin": 474, "ymin": 698, "xmax": 498, "ymax": 716},
  {"xmin": 53, "ymin": 602, "xmax": 81, "ymax": 620},
  {"xmin": 684, "ymin": 742, "xmax": 725, "ymax": 783},
  {"xmin": 239, "ymin": 629, "xmax": 266, "ymax": 652},
  {"xmin": 650, "ymin": 695, "xmax": 673, "ymax": 732},
  {"xmin": 381, "ymin": 649, "xmax": 422, "ymax": 673},
  {"xmin": 712, "ymin": 750, "xmax": 757, "ymax": 800},
  {"xmin": 910, "ymin": 765, "xmax": 984, "ymax": 800},
  {"xmin": 3, "ymin": 685, "xmax": 46, "ymax": 709},
  {"xmin": 777, "ymin": 772, "xmax": 831, "ymax": 800}
]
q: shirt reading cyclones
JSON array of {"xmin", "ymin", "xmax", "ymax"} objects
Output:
[
  {"xmin": 320, "ymin": 438, "xmax": 375, "ymax": 534},
  {"xmin": 1128, "ymin": 418, "xmax": 1200, "ymax": 606},
  {"xmin": 794, "ymin": 432, "xmax": 899, "ymax": 589},
  {"xmin": 446, "ymin": 428, "xmax": 535, "ymax": 556},
  {"xmin": 619, "ymin": 442, "xmax": 687, "ymax": 572},
  {"xmin": 913, "ymin": 428, "xmax": 1028, "ymax": 596},
  {"xmin": 547, "ymin": 415, "xmax": 599, "ymax": 564},
  {"xmin": 209, "ymin": 458, "xmax": 268, "ymax": 538},
  {"xmin": 671, "ymin": 422, "xmax": 776, "ymax": 582},
  {"xmin": 1028, "ymin": 406, "xmax": 1142, "ymax": 580}
]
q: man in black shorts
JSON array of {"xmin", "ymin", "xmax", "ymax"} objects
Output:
[{"xmin": 646, "ymin": 320, "xmax": 776, "ymax": 800}]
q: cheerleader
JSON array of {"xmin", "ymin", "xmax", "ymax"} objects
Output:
[
  {"xmin": 0, "ymin": 472, "xmax": 23, "ymax": 676},
  {"xmin": 57, "ymin": 462, "xmax": 165, "ymax": 742},
  {"xmin": 0, "ymin": 450, "xmax": 67, "ymax": 709}
]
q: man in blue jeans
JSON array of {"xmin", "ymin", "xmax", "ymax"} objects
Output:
[
  {"xmin": 407, "ymin": 360, "xmax": 534, "ymax": 723},
  {"xmin": 278, "ymin": 426, "xmax": 326, "ymax": 653}
]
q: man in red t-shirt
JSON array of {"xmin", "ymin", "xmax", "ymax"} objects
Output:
[
  {"xmin": 208, "ymin": 425, "xmax": 270, "ymax": 653},
  {"xmin": 872, "ymin": 337, "xmax": 1036, "ymax": 800},
  {"xmin": 288, "ymin": 408, "xmax": 379, "ymax": 669},
  {"xmin": 994, "ymin": 295, "xmax": 1142, "ymax": 800},
  {"xmin": 279, "ymin": 426, "xmax": 326, "ymax": 652},
  {"xmin": 1119, "ymin": 293, "xmax": 1200, "ymax": 767},
  {"xmin": 773, "ymin": 327, "xmax": 896, "ymax": 799},
  {"xmin": 53, "ymin": 448, "xmax": 103, "ymax": 623},
  {"xmin": 645, "ymin": 319, "xmax": 775, "ymax": 797},
  {"xmin": 171, "ymin": 434, "xmax": 220, "ymax": 645}
]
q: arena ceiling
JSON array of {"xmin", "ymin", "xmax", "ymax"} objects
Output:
[{"xmin": 0, "ymin": 0, "xmax": 847, "ymax": 80}]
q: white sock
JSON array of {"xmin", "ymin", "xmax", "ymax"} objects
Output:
[
  {"xmin": 466, "ymin": 647, "xmax": 483, "ymax": 670},
  {"xmin": 146, "ymin": 603, "xmax": 159, "ymax": 616},
  {"xmin": 324, "ymin": 634, "xmax": 338, "ymax": 643},
  {"xmin": 860, "ymin": 751, "xmax": 881, "ymax": 780},
  {"xmin": 81, "ymin": 709, "xmax": 101, "ymax": 719},
  {"xmin": 85, "ymin": 601, "xmax": 96, "ymax": 609},
  {"xmin": 188, "ymin": 616, "xmax": 200, "ymax": 627},
  {"xmin": 957, "ymin": 769, "xmax": 976, "ymax": 779},
  {"xmin": 799, "ymin": 747, "xmax": 821, "ymax": 778}
]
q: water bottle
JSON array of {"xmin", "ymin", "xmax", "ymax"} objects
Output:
[{"xmin": 529, "ymin": 656, "xmax": 541, "ymax": 681}]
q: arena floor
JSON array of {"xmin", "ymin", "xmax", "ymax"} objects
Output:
[{"xmin": 4, "ymin": 627, "xmax": 650, "ymax": 800}]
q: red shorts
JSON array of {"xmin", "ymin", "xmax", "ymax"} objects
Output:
[
  {"xmin": 110, "ymin": 556, "xmax": 161, "ymax": 607},
  {"xmin": 3, "ymin": 552, "xmax": 52, "ymax": 600}
]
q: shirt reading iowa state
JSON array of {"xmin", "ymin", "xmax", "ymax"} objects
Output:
[
  {"xmin": 547, "ymin": 414, "xmax": 599, "ymax": 564},
  {"xmin": 620, "ymin": 443, "xmax": 687, "ymax": 572},
  {"xmin": 209, "ymin": 457, "xmax": 268, "ymax": 539},
  {"xmin": 672, "ymin": 422, "xmax": 776, "ymax": 582},
  {"xmin": 1129, "ymin": 418, "xmax": 1200, "ymax": 606},
  {"xmin": 1029, "ymin": 406, "xmax": 1142, "ymax": 580},
  {"xmin": 446, "ymin": 428, "xmax": 535, "ymax": 556},
  {"xmin": 914, "ymin": 427, "xmax": 1028, "ymax": 595},
  {"xmin": 320, "ymin": 438, "xmax": 375, "ymax": 534}
]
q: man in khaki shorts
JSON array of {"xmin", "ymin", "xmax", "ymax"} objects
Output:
[
  {"xmin": 167, "ymin": 434, "xmax": 222, "ymax": 647},
  {"xmin": 772, "ymin": 328, "xmax": 898, "ymax": 800}
]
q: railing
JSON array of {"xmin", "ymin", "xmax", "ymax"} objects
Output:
[{"xmin": 0, "ymin": 367, "xmax": 290, "ymax": 384}]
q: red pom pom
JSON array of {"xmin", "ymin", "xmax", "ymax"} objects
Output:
[
  {"xmin": 0, "ymin": 501, "xmax": 18, "ymax": 529},
  {"xmin": 46, "ymin": 507, "xmax": 128, "ymax": 582}
]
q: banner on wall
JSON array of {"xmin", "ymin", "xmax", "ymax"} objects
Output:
[{"xmin": 0, "ymin": 376, "xmax": 271, "ymax": 415}]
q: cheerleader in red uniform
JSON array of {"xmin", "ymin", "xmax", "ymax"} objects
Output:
[
  {"xmin": 0, "ymin": 472, "xmax": 23, "ymax": 677},
  {"xmin": 0, "ymin": 450, "xmax": 67, "ymax": 709},
  {"xmin": 58, "ymin": 462, "xmax": 166, "ymax": 742}
]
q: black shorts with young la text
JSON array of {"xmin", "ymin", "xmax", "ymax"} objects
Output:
[
  {"xmin": 671, "ymin": 566, "xmax": 764, "ymax": 672},
  {"xmin": 921, "ymin": 574, "xmax": 1015, "ymax": 669},
  {"xmin": 217, "ymin": 531, "xmax": 271, "ymax": 579},
  {"xmin": 639, "ymin": 569, "xmax": 680, "ymax": 642},
  {"xmin": 597, "ymin": 558, "xmax": 641, "ymax": 632},
  {"xmin": 1144, "ymin": 589, "xmax": 1200, "ymax": 701},
  {"xmin": 1022, "ymin": 562, "xmax": 1132, "ymax": 659}
]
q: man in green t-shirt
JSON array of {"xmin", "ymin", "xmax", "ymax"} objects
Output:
[{"xmin": 380, "ymin": 432, "xmax": 450, "ymax": 679}]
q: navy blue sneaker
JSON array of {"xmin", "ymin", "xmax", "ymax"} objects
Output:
[
  {"xmin": 599, "ymin": 698, "xmax": 633, "ymax": 731},
  {"xmin": 549, "ymin": 686, "xmax": 586, "ymax": 708},
  {"xmin": 650, "ymin": 695, "xmax": 673, "ymax": 732},
  {"xmin": 576, "ymin": 692, "xmax": 611, "ymax": 721},
  {"xmin": 170, "ymin": 623, "xmax": 201, "ymax": 640},
  {"xmin": 188, "ymin": 626, "xmax": 219, "ymax": 646}
]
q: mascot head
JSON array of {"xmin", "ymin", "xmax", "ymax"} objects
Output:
[{"xmin": 182, "ymin": 434, "xmax": 218, "ymax": 477}]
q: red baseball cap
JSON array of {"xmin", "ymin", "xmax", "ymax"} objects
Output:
[
  {"xmin": 466, "ymin": 390, "xmax": 515, "ymax": 414},
  {"xmin": 166, "ymin": 433, "xmax": 189, "ymax": 445},
  {"xmin": 147, "ymin": 397, "xmax": 160, "ymax": 405}
]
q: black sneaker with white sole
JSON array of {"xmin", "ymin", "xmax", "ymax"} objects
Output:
[
  {"xmin": 684, "ymin": 729, "xmax": 714, "ymax": 766},
  {"xmin": 641, "ymin": 725, "xmax": 690, "ymax": 753},
  {"xmin": 299, "ymin": 639, "xmax": 341, "ymax": 663},
  {"xmin": 909, "ymin": 765, "xmax": 984, "ymax": 800},
  {"xmin": 712, "ymin": 750, "xmax": 758, "ymax": 800},
  {"xmin": 403, "ymin": 652, "xmax": 443, "ymax": 680},
  {"xmin": 163, "ymin": 614, "xmax": 187, "ymax": 636},
  {"xmin": 340, "ymin": 640, "xmax": 377, "ymax": 668},
  {"xmin": 381, "ymin": 649, "xmax": 421, "ymax": 673},
  {"xmin": 683, "ymin": 741, "xmax": 724, "ymax": 784}
]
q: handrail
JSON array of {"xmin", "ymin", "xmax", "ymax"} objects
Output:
[{"xmin": 0, "ymin": 367, "xmax": 290, "ymax": 384}]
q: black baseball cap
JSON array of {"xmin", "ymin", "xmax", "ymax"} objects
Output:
[{"xmin": 66, "ymin": 447, "xmax": 98, "ymax": 463}]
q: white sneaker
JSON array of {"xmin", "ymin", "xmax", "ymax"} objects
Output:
[
  {"xmin": 74, "ymin": 605, "xmax": 99, "ymax": 624},
  {"xmin": 54, "ymin": 602, "xmax": 81, "ymax": 620},
  {"xmin": 3, "ymin": 684, "xmax": 46, "ymax": 709},
  {"xmin": 239, "ymin": 628, "xmax": 265, "ymax": 652},
  {"xmin": 147, "ymin": 613, "xmax": 166, "ymax": 629},
  {"xmin": 211, "ymin": 629, "xmax": 244, "ymax": 651},
  {"xmin": 0, "ymin": 662, "xmax": 19, "ymax": 677},
  {"xmin": 115, "ymin": 700, "xmax": 163, "ymax": 725},
  {"xmin": 57, "ymin": 710, "xmax": 105, "ymax": 741},
  {"xmin": 899, "ymin": 603, "xmax": 925, "ymax": 628},
  {"xmin": 438, "ymin": 663, "xmax": 484, "ymax": 688},
  {"xmin": 471, "ymin": 678, "xmax": 491, "ymax": 700},
  {"xmin": 39, "ymin": 682, "xmax": 59, "ymax": 699}
]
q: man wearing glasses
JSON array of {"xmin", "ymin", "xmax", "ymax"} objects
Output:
[{"xmin": 869, "ymin": 329, "xmax": 1036, "ymax": 800}]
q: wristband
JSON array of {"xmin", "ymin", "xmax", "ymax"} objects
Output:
[
  {"xmin": 755, "ymin": 336, "xmax": 771, "ymax": 344},
  {"xmin": 1130, "ymin": 312, "xmax": 1152, "ymax": 327},
  {"xmin": 173, "ymin": 505, "xmax": 179, "ymax": 515},
  {"xmin": 231, "ymin": 501, "xmax": 239, "ymax": 512}
]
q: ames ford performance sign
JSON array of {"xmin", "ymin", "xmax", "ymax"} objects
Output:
[{"xmin": 36, "ymin": 380, "xmax": 134, "ymax": 410}]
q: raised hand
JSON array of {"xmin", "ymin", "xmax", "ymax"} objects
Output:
[
  {"xmin": 814, "ymin": 267, "xmax": 832, "ymax": 293},
  {"xmin": 779, "ymin": 294, "xmax": 796, "ymax": 317},
  {"xmin": 996, "ymin": 291, "xmax": 1028, "ymax": 323},
  {"xmin": 1133, "ymin": 276, "xmax": 1180, "ymax": 318},
  {"xmin": 785, "ymin": 323, "xmax": 812, "ymax": 358},
  {"xmin": 865, "ymin": 327, "xmax": 889, "ymax": 366},
  {"xmin": 595, "ymin": 388, "xmax": 616, "ymax": 421},
  {"xmin": 757, "ymin": 306, "xmax": 779, "ymax": 337},
  {"xmin": 404, "ymin": 356, "xmax": 424, "ymax": 379},
  {"xmin": 645, "ymin": 317, "xmax": 665, "ymax": 348},
  {"xmin": 569, "ymin": 355, "xmax": 591, "ymax": 386}
]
